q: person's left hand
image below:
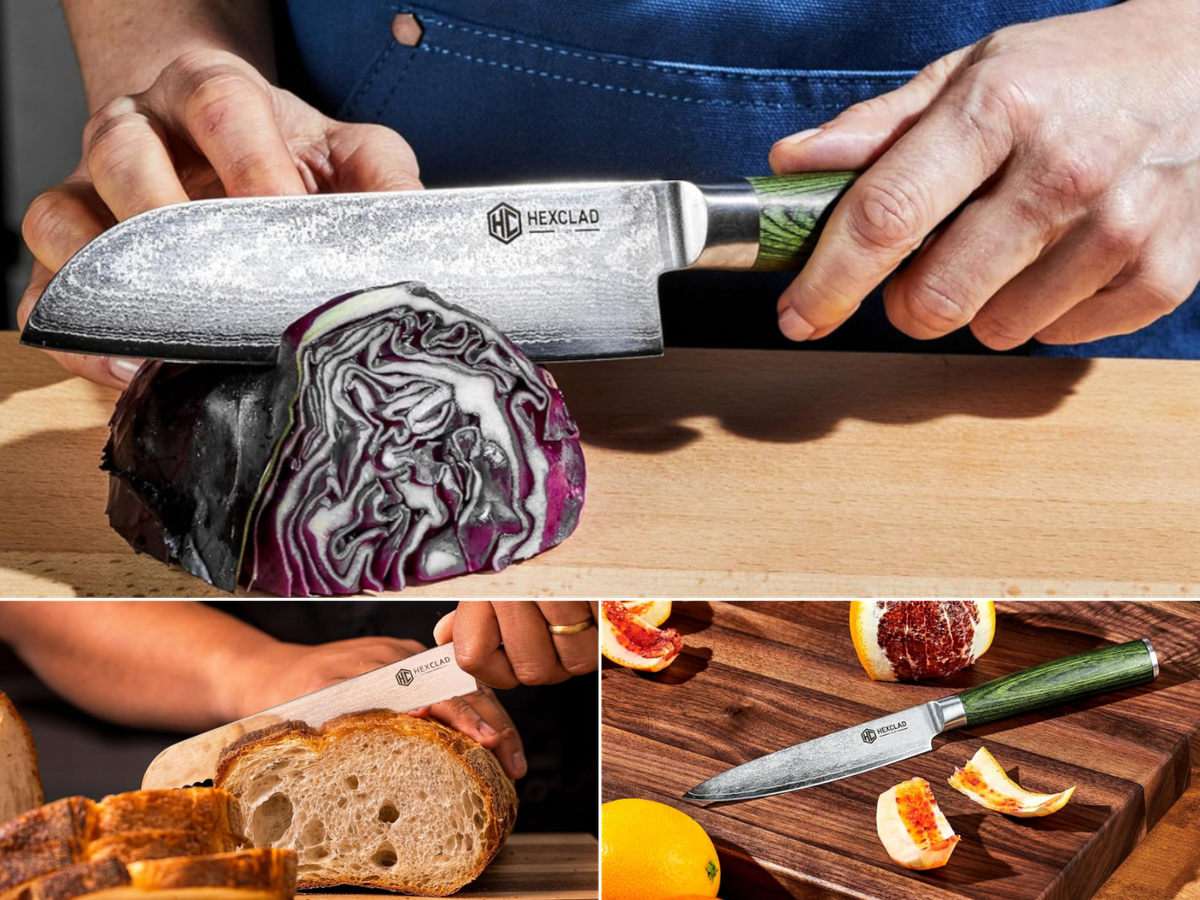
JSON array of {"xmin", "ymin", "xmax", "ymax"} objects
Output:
[
  {"xmin": 770, "ymin": 0, "xmax": 1200, "ymax": 349},
  {"xmin": 434, "ymin": 602, "xmax": 599, "ymax": 689}
]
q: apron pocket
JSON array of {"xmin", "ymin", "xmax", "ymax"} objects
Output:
[{"xmin": 339, "ymin": 4, "xmax": 916, "ymax": 185}]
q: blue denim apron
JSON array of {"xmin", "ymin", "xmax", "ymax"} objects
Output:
[{"xmin": 283, "ymin": 0, "xmax": 1199, "ymax": 359}]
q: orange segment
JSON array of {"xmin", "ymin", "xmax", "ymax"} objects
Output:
[
  {"xmin": 876, "ymin": 778, "xmax": 960, "ymax": 870},
  {"xmin": 600, "ymin": 601, "xmax": 683, "ymax": 672},
  {"xmin": 619, "ymin": 600, "xmax": 672, "ymax": 627},
  {"xmin": 850, "ymin": 600, "xmax": 995, "ymax": 682},
  {"xmin": 948, "ymin": 746, "xmax": 1075, "ymax": 817}
]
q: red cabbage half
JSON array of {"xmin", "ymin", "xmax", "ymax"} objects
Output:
[{"xmin": 102, "ymin": 283, "xmax": 586, "ymax": 595}]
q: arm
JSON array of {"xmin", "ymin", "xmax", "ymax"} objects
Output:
[
  {"xmin": 62, "ymin": 0, "xmax": 277, "ymax": 110},
  {"xmin": 0, "ymin": 602, "xmax": 525, "ymax": 778},
  {"xmin": 0, "ymin": 601, "xmax": 281, "ymax": 730}
]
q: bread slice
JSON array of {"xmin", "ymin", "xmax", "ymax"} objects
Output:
[
  {"xmin": 87, "ymin": 829, "xmax": 241, "ymax": 863},
  {"xmin": 13, "ymin": 850, "xmax": 296, "ymax": 900},
  {"xmin": 0, "ymin": 798, "xmax": 91, "ymax": 854},
  {"xmin": 0, "ymin": 840, "xmax": 82, "ymax": 893},
  {"xmin": 0, "ymin": 789, "xmax": 245, "ymax": 896},
  {"xmin": 215, "ymin": 713, "xmax": 518, "ymax": 896},
  {"xmin": 0, "ymin": 694, "xmax": 43, "ymax": 825},
  {"xmin": 91, "ymin": 790, "xmax": 244, "ymax": 844}
]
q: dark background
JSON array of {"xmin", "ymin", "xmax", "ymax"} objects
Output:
[{"xmin": 0, "ymin": 600, "xmax": 598, "ymax": 836}]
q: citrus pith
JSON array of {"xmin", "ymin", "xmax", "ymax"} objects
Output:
[
  {"xmin": 600, "ymin": 601, "xmax": 682, "ymax": 672},
  {"xmin": 949, "ymin": 746, "xmax": 1075, "ymax": 816},
  {"xmin": 601, "ymin": 799, "xmax": 720, "ymax": 900}
]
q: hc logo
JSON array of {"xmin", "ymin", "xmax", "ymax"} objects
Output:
[
  {"xmin": 395, "ymin": 669, "xmax": 414, "ymax": 687},
  {"xmin": 861, "ymin": 728, "xmax": 877, "ymax": 744},
  {"xmin": 487, "ymin": 203, "xmax": 522, "ymax": 244}
]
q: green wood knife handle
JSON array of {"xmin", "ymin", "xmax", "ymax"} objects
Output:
[
  {"xmin": 746, "ymin": 173, "xmax": 856, "ymax": 270},
  {"xmin": 957, "ymin": 639, "xmax": 1159, "ymax": 728}
]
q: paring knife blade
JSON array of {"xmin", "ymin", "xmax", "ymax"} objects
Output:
[
  {"xmin": 20, "ymin": 174, "xmax": 856, "ymax": 364},
  {"xmin": 683, "ymin": 697, "xmax": 964, "ymax": 803},
  {"xmin": 142, "ymin": 642, "xmax": 476, "ymax": 790},
  {"xmin": 684, "ymin": 638, "xmax": 1159, "ymax": 804}
]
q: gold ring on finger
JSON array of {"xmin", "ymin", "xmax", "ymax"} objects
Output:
[{"xmin": 548, "ymin": 619, "xmax": 594, "ymax": 635}]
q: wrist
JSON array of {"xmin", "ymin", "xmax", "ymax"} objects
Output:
[{"xmin": 209, "ymin": 632, "xmax": 301, "ymax": 723}]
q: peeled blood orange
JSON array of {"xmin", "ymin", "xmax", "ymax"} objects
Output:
[
  {"xmin": 851, "ymin": 600, "xmax": 995, "ymax": 682},
  {"xmin": 876, "ymin": 778, "xmax": 960, "ymax": 870},
  {"xmin": 619, "ymin": 600, "xmax": 672, "ymax": 627},
  {"xmin": 949, "ymin": 746, "xmax": 1075, "ymax": 817},
  {"xmin": 600, "ymin": 601, "xmax": 682, "ymax": 672}
]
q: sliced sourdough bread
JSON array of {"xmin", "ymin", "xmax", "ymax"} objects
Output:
[
  {"xmin": 0, "ymin": 693, "xmax": 43, "ymax": 825},
  {"xmin": 0, "ymin": 789, "xmax": 246, "ymax": 898},
  {"xmin": 13, "ymin": 849, "xmax": 296, "ymax": 900},
  {"xmin": 215, "ymin": 712, "xmax": 518, "ymax": 896},
  {"xmin": 91, "ymin": 790, "xmax": 245, "ymax": 845}
]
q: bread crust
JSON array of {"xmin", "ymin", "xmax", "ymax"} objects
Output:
[
  {"xmin": 215, "ymin": 712, "xmax": 518, "ymax": 896},
  {"xmin": 0, "ymin": 799, "xmax": 92, "ymax": 854},
  {"xmin": 0, "ymin": 840, "xmax": 83, "ymax": 892},
  {"xmin": 0, "ymin": 693, "xmax": 44, "ymax": 815},
  {"xmin": 14, "ymin": 859, "xmax": 128, "ymax": 900},
  {"xmin": 87, "ymin": 830, "xmax": 241, "ymax": 864},
  {"xmin": 127, "ymin": 849, "xmax": 296, "ymax": 893},
  {"xmin": 92, "ymin": 790, "xmax": 245, "ymax": 845}
]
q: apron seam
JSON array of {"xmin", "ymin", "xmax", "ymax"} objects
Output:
[
  {"xmin": 371, "ymin": 44, "xmax": 422, "ymax": 122},
  {"xmin": 419, "ymin": 42, "xmax": 885, "ymax": 109},
  {"xmin": 417, "ymin": 12, "xmax": 916, "ymax": 83}
]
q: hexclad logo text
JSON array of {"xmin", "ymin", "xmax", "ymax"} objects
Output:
[
  {"xmin": 861, "ymin": 727, "xmax": 877, "ymax": 744},
  {"xmin": 487, "ymin": 203, "xmax": 522, "ymax": 244},
  {"xmin": 395, "ymin": 668, "xmax": 414, "ymax": 687}
]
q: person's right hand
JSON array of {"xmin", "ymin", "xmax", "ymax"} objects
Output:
[{"xmin": 18, "ymin": 48, "xmax": 422, "ymax": 389}]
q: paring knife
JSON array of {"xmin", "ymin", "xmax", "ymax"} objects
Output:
[
  {"xmin": 21, "ymin": 173, "xmax": 854, "ymax": 365},
  {"xmin": 683, "ymin": 638, "xmax": 1159, "ymax": 803},
  {"xmin": 142, "ymin": 642, "xmax": 477, "ymax": 790}
]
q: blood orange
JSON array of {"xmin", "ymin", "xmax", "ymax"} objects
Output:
[
  {"xmin": 949, "ymin": 746, "xmax": 1075, "ymax": 817},
  {"xmin": 618, "ymin": 600, "xmax": 672, "ymax": 627},
  {"xmin": 876, "ymin": 778, "xmax": 960, "ymax": 870},
  {"xmin": 850, "ymin": 600, "xmax": 995, "ymax": 682},
  {"xmin": 600, "ymin": 601, "xmax": 683, "ymax": 672}
]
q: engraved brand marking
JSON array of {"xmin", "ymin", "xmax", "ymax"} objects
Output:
[
  {"xmin": 862, "ymin": 720, "xmax": 909, "ymax": 743},
  {"xmin": 487, "ymin": 203, "xmax": 522, "ymax": 243},
  {"xmin": 395, "ymin": 655, "xmax": 453, "ymax": 687},
  {"xmin": 487, "ymin": 202, "xmax": 601, "ymax": 241}
]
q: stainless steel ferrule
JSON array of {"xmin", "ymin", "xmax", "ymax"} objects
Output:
[
  {"xmin": 690, "ymin": 181, "xmax": 760, "ymax": 269},
  {"xmin": 934, "ymin": 694, "xmax": 969, "ymax": 731}
]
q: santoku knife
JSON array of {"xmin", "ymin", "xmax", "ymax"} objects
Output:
[
  {"xmin": 683, "ymin": 638, "xmax": 1159, "ymax": 803},
  {"xmin": 142, "ymin": 642, "xmax": 477, "ymax": 790},
  {"xmin": 21, "ymin": 173, "xmax": 854, "ymax": 364}
]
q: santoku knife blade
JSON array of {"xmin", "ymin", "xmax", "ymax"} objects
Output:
[
  {"xmin": 21, "ymin": 174, "xmax": 855, "ymax": 364},
  {"xmin": 684, "ymin": 638, "xmax": 1159, "ymax": 804},
  {"xmin": 142, "ymin": 642, "xmax": 477, "ymax": 790}
]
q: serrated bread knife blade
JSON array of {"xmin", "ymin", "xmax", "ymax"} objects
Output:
[
  {"xmin": 21, "ymin": 174, "xmax": 854, "ymax": 364},
  {"xmin": 141, "ymin": 642, "xmax": 477, "ymax": 790},
  {"xmin": 683, "ymin": 638, "xmax": 1159, "ymax": 804}
]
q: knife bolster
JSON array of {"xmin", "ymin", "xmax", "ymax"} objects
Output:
[
  {"xmin": 934, "ymin": 695, "xmax": 968, "ymax": 731},
  {"xmin": 690, "ymin": 182, "xmax": 760, "ymax": 269}
]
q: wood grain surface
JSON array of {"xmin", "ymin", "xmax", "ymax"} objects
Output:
[
  {"xmin": 309, "ymin": 833, "xmax": 597, "ymax": 899},
  {"xmin": 601, "ymin": 601, "xmax": 1200, "ymax": 900},
  {"xmin": 1, "ymin": 333, "xmax": 1199, "ymax": 597}
]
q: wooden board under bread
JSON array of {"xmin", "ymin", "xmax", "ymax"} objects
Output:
[
  {"xmin": 602, "ymin": 601, "xmax": 1200, "ymax": 900},
  {"xmin": 310, "ymin": 833, "xmax": 597, "ymax": 899}
]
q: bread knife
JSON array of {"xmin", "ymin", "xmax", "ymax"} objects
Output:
[
  {"xmin": 683, "ymin": 639, "xmax": 1159, "ymax": 803},
  {"xmin": 142, "ymin": 642, "xmax": 477, "ymax": 790}
]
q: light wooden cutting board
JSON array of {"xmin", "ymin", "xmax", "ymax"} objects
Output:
[{"xmin": 602, "ymin": 601, "xmax": 1200, "ymax": 900}]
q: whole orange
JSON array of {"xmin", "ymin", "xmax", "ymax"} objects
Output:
[{"xmin": 601, "ymin": 799, "xmax": 720, "ymax": 900}]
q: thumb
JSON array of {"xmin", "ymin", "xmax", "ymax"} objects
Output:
[
  {"xmin": 433, "ymin": 610, "xmax": 455, "ymax": 646},
  {"xmin": 769, "ymin": 46, "xmax": 973, "ymax": 174},
  {"xmin": 326, "ymin": 121, "xmax": 423, "ymax": 192}
]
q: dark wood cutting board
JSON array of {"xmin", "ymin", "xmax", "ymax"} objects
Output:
[
  {"xmin": 311, "ymin": 833, "xmax": 597, "ymax": 899},
  {"xmin": 602, "ymin": 601, "xmax": 1200, "ymax": 900}
]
